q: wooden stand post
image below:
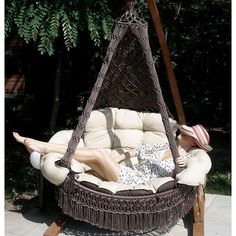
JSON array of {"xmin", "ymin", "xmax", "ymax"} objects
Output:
[
  {"xmin": 193, "ymin": 185, "xmax": 205, "ymax": 236},
  {"xmin": 147, "ymin": 3, "xmax": 205, "ymax": 233},
  {"xmin": 39, "ymin": 172, "xmax": 46, "ymax": 212},
  {"xmin": 147, "ymin": 0, "xmax": 186, "ymax": 125},
  {"xmin": 43, "ymin": 214, "xmax": 69, "ymax": 236}
]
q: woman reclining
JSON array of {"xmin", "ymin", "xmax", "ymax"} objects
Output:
[{"xmin": 13, "ymin": 124, "xmax": 212, "ymax": 186}]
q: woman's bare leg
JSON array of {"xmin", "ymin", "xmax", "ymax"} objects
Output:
[
  {"xmin": 74, "ymin": 148, "xmax": 120, "ymax": 181},
  {"xmin": 12, "ymin": 132, "xmax": 120, "ymax": 181}
]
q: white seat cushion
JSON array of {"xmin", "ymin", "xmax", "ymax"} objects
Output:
[{"xmin": 40, "ymin": 107, "xmax": 212, "ymax": 193}]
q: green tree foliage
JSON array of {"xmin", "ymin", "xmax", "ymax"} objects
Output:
[
  {"xmin": 5, "ymin": 0, "xmax": 230, "ymax": 195},
  {"xmin": 5, "ymin": 0, "xmax": 230, "ymax": 127},
  {"xmin": 5, "ymin": 0, "xmax": 114, "ymax": 55}
]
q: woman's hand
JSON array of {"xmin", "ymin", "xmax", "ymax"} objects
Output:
[
  {"xmin": 176, "ymin": 155, "xmax": 187, "ymax": 167},
  {"xmin": 175, "ymin": 146, "xmax": 188, "ymax": 167}
]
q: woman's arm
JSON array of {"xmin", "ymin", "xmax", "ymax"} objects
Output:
[
  {"xmin": 115, "ymin": 149, "xmax": 137, "ymax": 163},
  {"xmin": 160, "ymin": 147, "xmax": 191, "ymax": 167}
]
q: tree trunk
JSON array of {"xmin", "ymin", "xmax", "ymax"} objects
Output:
[{"xmin": 49, "ymin": 51, "xmax": 63, "ymax": 131}]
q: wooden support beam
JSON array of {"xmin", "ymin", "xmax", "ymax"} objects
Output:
[
  {"xmin": 193, "ymin": 185, "xmax": 205, "ymax": 236},
  {"xmin": 43, "ymin": 214, "xmax": 69, "ymax": 236},
  {"xmin": 39, "ymin": 172, "xmax": 46, "ymax": 212},
  {"xmin": 147, "ymin": 2, "xmax": 205, "ymax": 234},
  {"xmin": 147, "ymin": 0, "xmax": 186, "ymax": 125}
]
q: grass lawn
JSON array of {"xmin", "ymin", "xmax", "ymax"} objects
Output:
[
  {"xmin": 205, "ymin": 170, "xmax": 231, "ymax": 195},
  {"xmin": 204, "ymin": 130, "xmax": 231, "ymax": 195}
]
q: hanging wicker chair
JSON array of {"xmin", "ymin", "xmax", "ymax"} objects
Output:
[{"xmin": 39, "ymin": 2, "xmax": 212, "ymax": 235}]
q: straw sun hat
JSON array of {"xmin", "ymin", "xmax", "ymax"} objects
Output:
[{"xmin": 179, "ymin": 124, "xmax": 213, "ymax": 152}]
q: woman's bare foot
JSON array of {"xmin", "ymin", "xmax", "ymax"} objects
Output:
[{"xmin": 12, "ymin": 132, "xmax": 46, "ymax": 155}]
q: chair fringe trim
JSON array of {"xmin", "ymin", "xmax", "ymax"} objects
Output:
[{"xmin": 56, "ymin": 176, "xmax": 196, "ymax": 232}]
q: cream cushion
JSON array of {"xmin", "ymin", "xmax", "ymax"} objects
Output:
[
  {"xmin": 40, "ymin": 107, "xmax": 212, "ymax": 192},
  {"xmin": 176, "ymin": 148, "xmax": 212, "ymax": 185}
]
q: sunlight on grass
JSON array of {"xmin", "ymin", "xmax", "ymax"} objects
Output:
[{"xmin": 205, "ymin": 171, "xmax": 231, "ymax": 195}]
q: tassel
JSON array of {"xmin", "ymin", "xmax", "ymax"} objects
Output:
[{"xmin": 56, "ymin": 180, "xmax": 196, "ymax": 232}]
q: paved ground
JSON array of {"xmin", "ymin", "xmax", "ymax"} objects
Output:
[{"xmin": 5, "ymin": 193, "xmax": 231, "ymax": 236}]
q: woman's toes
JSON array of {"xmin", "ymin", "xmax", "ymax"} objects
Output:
[{"xmin": 13, "ymin": 132, "xmax": 25, "ymax": 144}]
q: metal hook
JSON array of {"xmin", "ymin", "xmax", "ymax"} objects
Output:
[{"xmin": 124, "ymin": 0, "xmax": 137, "ymax": 12}]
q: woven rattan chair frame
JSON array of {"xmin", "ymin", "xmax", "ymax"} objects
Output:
[{"xmin": 54, "ymin": 7, "xmax": 196, "ymax": 233}]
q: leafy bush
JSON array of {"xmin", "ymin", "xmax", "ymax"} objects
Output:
[{"xmin": 5, "ymin": 0, "xmax": 113, "ymax": 55}]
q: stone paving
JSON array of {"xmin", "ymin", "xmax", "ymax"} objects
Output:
[{"xmin": 5, "ymin": 194, "xmax": 231, "ymax": 236}]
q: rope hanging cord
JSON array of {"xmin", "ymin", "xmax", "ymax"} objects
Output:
[
  {"xmin": 56, "ymin": 8, "xmax": 183, "ymax": 175},
  {"xmin": 55, "ymin": 23, "xmax": 129, "ymax": 169},
  {"xmin": 131, "ymin": 23, "xmax": 183, "ymax": 175}
]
